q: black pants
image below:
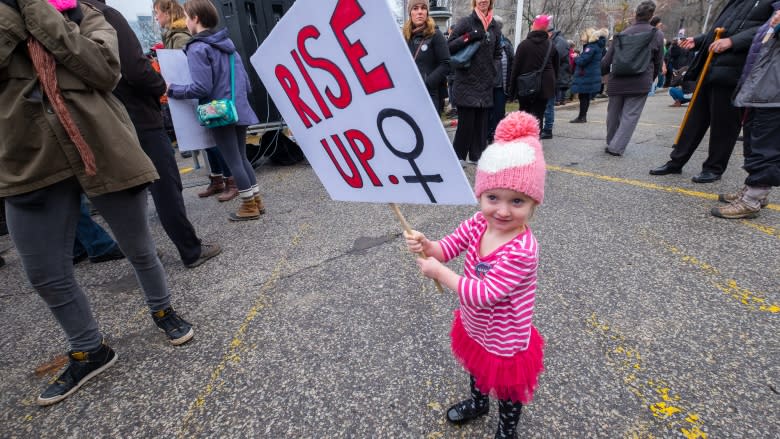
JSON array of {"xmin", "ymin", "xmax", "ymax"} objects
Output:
[
  {"xmin": 137, "ymin": 127, "xmax": 202, "ymax": 265},
  {"xmin": 453, "ymin": 106, "xmax": 489, "ymax": 161},
  {"xmin": 743, "ymin": 108, "xmax": 780, "ymax": 187},
  {"xmin": 669, "ymin": 83, "xmax": 742, "ymax": 174},
  {"xmin": 518, "ymin": 96, "xmax": 548, "ymax": 131},
  {"xmin": 577, "ymin": 93, "xmax": 591, "ymax": 119}
]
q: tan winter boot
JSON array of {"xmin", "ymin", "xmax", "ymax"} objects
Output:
[
  {"xmin": 228, "ymin": 197, "xmax": 260, "ymax": 221},
  {"xmin": 198, "ymin": 175, "xmax": 225, "ymax": 198},
  {"xmin": 217, "ymin": 177, "xmax": 239, "ymax": 202},
  {"xmin": 254, "ymin": 194, "xmax": 266, "ymax": 214}
]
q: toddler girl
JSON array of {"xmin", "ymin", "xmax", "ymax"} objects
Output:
[
  {"xmin": 167, "ymin": 0, "xmax": 262, "ymax": 220},
  {"xmin": 405, "ymin": 111, "xmax": 545, "ymax": 438}
]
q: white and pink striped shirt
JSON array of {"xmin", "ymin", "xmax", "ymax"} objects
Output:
[{"xmin": 439, "ymin": 212, "xmax": 538, "ymax": 357}]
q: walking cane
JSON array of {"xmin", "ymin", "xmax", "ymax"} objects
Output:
[{"xmin": 673, "ymin": 28, "xmax": 725, "ymax": 146}]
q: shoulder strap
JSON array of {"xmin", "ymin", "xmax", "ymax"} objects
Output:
[
  {"xmin": 229, "ymin": 53, "xmax": 235, "ymax": 102},
  {"xmin": 536, "ymin": 40, "xmax": 553, "ymax": 74}
]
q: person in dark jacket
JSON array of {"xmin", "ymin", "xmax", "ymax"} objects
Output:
[
  {"xmin": 508, "ymin": 15, "xmax": 559, "ymax": 131},
  {"xmin": 404, "ymin": 0, "xmax": 450, "ymax": 114},
  {"xmin": 570, "ymin": 28, "xmax": 606, "ymax": 123},
  {"xmin": 168, "ymin": 0, "xmax": 262, "ymax": 221},
  {"xmin": 601, "ymin": 1, "xmax": 664, "ymax": 156},
  {"xmin": 650, "ymin": 0, "xmax": 776, "ymax": 182},
  {"xmin": 447, "ymin": 0, "xmax": 502, "ymax": 164},
  {"xmin": 713, "ymin": 7, "xmax": 780, "ymax": 218},
  {"xmin": 541, "ymin": 24, "xmax": 570, "ymax": 139},
  {"xmin": 487, "ymin": 17, "xmax": 513, "ymax": 142},
  {"xmin": 84, "ymin": 0, "xmax": 221, "ymax": 268}
]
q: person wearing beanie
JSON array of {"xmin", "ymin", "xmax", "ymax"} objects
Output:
[
  {"xmin": 406, "ymin": 111, "xmax": 545, "ymax": 439},
  {"xmin": 508, "ymin": 14, "xmax": 559, "ymax": 133},
  {"xmin": 403, "ymin": 0, "xmax": 450, "ymax": 114}
]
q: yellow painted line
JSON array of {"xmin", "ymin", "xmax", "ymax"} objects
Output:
[
  {"xmin": 546, "ymin": 165, "xmax": 780, "ymax": 212},
  {"xmin": 586, "ymin": 314, "xmax": 709, "ymax": 439},
  {"xmin": 739, "ymin": 220, "xmax": 780, "ymax": 238},
  {"xmin": 179, "ymin": 167, "xmax": 194, "ymax": 175},
  {"xmin": 663, "ymin": 244, "xmax": 779, "ymax": 313},
  {"xmin": 177, "ymin": 224, "xmax": 310, "ymax": 438}
]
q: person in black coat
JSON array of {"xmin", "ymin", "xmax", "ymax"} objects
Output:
[
  {"xmin": 508, "ymin": 15, "xmax": 559, "ymax": 131},
  {"xmin": 650, "ymin": 0, "xmax": 776, "ymax": 183},
  {"xmin": 83, "ymin": 0, "xmax": 222, "ymax": 268},
  {"xmin": 447, "ymin": 0, "xmax": 502, "ymax": 164},
  {"xmin": 404, "ymin": 0, "xmax": 450, "ymax": 114}
]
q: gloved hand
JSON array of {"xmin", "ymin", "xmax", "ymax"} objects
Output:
[{"xmin": 463, "ymin": 28, "xmax": 485, "ymax": 43}]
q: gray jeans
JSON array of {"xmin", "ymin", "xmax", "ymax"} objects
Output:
[{"xmin": 5, "ymin": 178, "xmax": 171, "ymax": 352}]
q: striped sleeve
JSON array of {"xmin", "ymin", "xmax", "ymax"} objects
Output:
[
  {"xmin": 438, "ymin": 214, "xmax": 479, "ymax": 263},
  {"xmin": 457, "ymin": 242, "xmax": 538, "ymax": 308}
]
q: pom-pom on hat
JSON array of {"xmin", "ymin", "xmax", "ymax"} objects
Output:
[{"xmin": 474, "ymin": 111, "xmax": 546, "ymax": 204}]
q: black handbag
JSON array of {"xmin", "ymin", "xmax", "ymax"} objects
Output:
[
  {"xmin": 450, "ymin": 40, "xmax": 481, "ymax": 69},
  {"xmin": 515, "ymin": 41, "xmax": 552, "ymax": 98}
]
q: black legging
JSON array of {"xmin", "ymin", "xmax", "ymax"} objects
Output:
[{"xmin": 578, "ymin": 93, "xmax": 591, "ymax": 119}]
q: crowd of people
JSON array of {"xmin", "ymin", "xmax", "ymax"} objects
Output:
[{"xmin": 0, "ymin": 0, "xmax": 778, "ymax": 437}]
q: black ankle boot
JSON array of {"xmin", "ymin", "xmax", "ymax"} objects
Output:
[{"xmin": 446, "ymin": 398, "xmax": 489, "ymax": 424}]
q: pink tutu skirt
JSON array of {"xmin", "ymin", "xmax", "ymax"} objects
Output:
[{"xmin": 450, "ymin": 310, "xmax": 544, "ymax": 403}]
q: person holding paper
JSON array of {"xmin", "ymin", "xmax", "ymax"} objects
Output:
[
  {"xmin": 404, "ymin": 0, "xmax": 450, "ymax": 115},
  {"xmin": 167, "ymin": 0, "xmax": 262, "ymax": 221},
  {"xmin": 0, "ymin": 0, "xmax": 195, "ymax": 406},
  {"xmin": 405, "ymin": 111, "xmax": 545, "ymax": 439}
]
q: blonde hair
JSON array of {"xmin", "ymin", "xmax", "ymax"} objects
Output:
[
  {"xmin": 403, "ymin": 16, "xmax": 435, "ymax": 41},
  {"xmin": 153, "ymin": 0, "xmax": 186, "ymax": 28}
]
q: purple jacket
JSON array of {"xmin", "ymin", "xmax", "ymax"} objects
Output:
[
  {"xmin": 738, "ymin": 1, "xmax": 780, "ymax": 87},
  {"xmin": 168, "ymin": 28, "xmax": 259, "ymax": 126}
]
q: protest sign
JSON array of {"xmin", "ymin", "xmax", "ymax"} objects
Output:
[
  {"xmin": 156, "ymin": 49, "xmax": 215, "ymax": 152},
  {"xmin": 251, "ymin": 0, "xmax": 476, "ymax": 205}
]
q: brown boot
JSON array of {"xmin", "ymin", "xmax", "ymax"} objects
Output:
[
  {"xmin": 254, "ymin": 194, "xmax": 266, "ymax": 214},
  {"xmin": 228, "ymin": 197, "xmax": 260, "ymax": 221},
  {"xmin": 198, "ymin": 175, "xmax": 225, "ymax": 198},
  {"xmin": 217, "ymin": 177, "xmax": 239, "ymax": 202}
]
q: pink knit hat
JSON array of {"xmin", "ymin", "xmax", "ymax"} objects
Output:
[
  {"xmin": 531, "ymin": 15, "xmax": 552, "ymax": 31},
  {"xmin": 474, "ymin": 111, "xmax": 546, "ymax": 204},
  {"xmin": 48, "ymin": 0, "xmax": 77, "ymax": 11}
]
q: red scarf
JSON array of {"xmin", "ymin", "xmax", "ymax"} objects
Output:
[{"xmin": 475, "ymin": 7, "xmax": 493, "ymax": 31}]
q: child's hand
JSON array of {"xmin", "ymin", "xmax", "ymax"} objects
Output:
[
  {"xmin": 416, "ymin": 256, "xmax": 444, "ymax": 280},
  {"xmin": 404, "ymin": 230, "xmax": 428, "ymax": 254}
]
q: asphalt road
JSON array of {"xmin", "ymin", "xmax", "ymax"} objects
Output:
[{"xmin": 0, "ymin": 93, "xmax": 778, "ymax": 438}]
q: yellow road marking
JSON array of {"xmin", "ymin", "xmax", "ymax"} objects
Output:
[
  {"xmin": 547, "ymin": 165, "xmax": 780, "ymax": 212},
  {"xmin": 179, "ymin": 167, "xmax": 194, "ymax": 175},
  {"xmin": 586, "ymin": 314, "xmax": 708, "ymax": 439},
  {"xmin": 663, "ymin": 244, "xmax": 779, "ymax": 313},
  {"xmin": 177, "ymin": 224, "xmax": 310, "ymax": 438}
]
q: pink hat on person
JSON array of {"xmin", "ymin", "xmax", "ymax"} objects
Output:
[
  {"xmin": 531, "ymin": 15, "xmax": 552, "ymax": 31},
  {"xmin": 474, "ymin": 111, "xmax": 546, "ymax": 204},
  {"xmin": 48, "ymin": 0, "xmax": 77, "ymax": 11}
]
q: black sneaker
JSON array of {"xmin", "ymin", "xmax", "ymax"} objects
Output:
[
  {"xmin": 89, "ymin": 245, "xmax": 125, "ymax": 263},
  {"xmin": 152, "ymin": 308, "xmax": 194, "ymax": 345},
  {"xmin": 37, "ymin": 342, "xmax": 117, "ymax": 406},
  {"xmin": 446, "ymin": 399, "xmax": 489, "ymax": 425}
]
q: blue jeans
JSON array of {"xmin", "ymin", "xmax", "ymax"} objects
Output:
[
  {"xmin": 205, "ymin": 146, "xmax": 232, "ymax": 177},
  {"xmin": 669, "ymin": 87, "xmax": 691, "ymax": 104},
  {"xmin": 543, "ymin": 97, "xmax": 555, "ymax": 132},
  {"xmin": 74, "ymin": 194, "xmax": 117, "ymax": 259}
]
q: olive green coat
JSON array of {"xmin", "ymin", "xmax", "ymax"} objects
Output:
[
  {"xmin": 0, "ymin": 0, "xmax": 157, "ymax": 198},
  {"xmin": 162, "ymin": 18, "xmax": 191, "ymax": 49}
]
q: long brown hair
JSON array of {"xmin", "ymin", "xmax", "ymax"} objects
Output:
[
  {"xmin": 403, "ymin": 16, "xmax": 435, "ymax": 41},
  {"xmin": 153, "ymin": 0, "xmax": 186, "ymax": 28}
]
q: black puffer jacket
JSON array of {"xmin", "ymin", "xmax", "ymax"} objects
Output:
[
  {"xmin": 685, "ymin": 0, "xmax": 775, "ymax": 87},
  {"xmin": 447, "ymin": 11, "xmax": 501, "ymax": 108}
]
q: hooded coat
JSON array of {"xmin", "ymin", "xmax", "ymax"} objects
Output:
[
  {"xmin": 168, "ymin": 28, "xmax": 259, "ymax": 126},
  {"xmin": 571, "ymin": 32, "xmax": 605, "ymax": 94},
  {"xmin": 163, "ymin": 18, "xmax": 191, "ymax": 49},
  {"xmin": 0, "ymin": 0, "xmax": 158, "ymax": 198}
]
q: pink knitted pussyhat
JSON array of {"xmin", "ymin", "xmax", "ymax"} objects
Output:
[
  {"xmin": 48, "ymin": 0, "xmax": 77, "ymax": 12},
  {"xmin": 474, "ymin": 111, "xmax": 546, "ymax": 204}
]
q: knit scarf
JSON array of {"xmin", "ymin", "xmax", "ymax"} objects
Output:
[
  {"xmin": 474, "ymin": 7, "xmax": 493, "ymax": 31},
  {"xmin": 27, "ymin": 0, "xmax": 97, "ymax": 176},
  {"xmin": 411, "ymin": 24, "xmax": 426, "ymax": 36}
]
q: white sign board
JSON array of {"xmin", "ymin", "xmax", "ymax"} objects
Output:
[
  {"xmin": 251, "ymin": 0, "xmax": 476, "ymax": 205},
  {"xmin": 156, "ymin": 49, "xmax": 215, "ymax": 152}
]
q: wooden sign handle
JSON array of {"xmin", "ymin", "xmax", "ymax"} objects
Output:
[{"xmin": 390, "ymin": 203, "xmax": 444, "ymax": 293}]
